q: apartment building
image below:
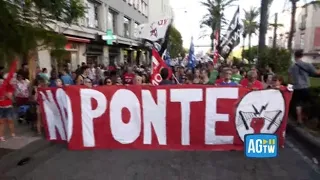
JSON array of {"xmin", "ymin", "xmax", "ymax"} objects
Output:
[
  {"xmin": 294, "ymin": 1, "xmax": 320, "ymax": 63},
  {"xmin": 38, "ymin": 0, "xmax": 149, "ymax": 72},
  {"xmin": 148, "ymin": 0, "xmax": 174, "ymax": 22}
]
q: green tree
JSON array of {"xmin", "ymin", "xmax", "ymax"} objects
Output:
[
  {"xmin": 243, "ymin": 46, "xmax": 258, "ymax": 63},
  {"xmin": 0, "ymin": 0, "xmax": 86, "ymax": 65},
  {"xmin": 200, "ymin": 0, "xmax": 238, "ymax": 51},
  {"xmin": 244, "ymin": 46, "xmax": 291, "ymax": 74},
  {"xmin": 169, "ymin": 26, "xmax": 185, "ymax": 58},
  {"xmin": 259, "ymin": 47, "xmax": 291, "ymax": 74},
  {"xmin": 243, "ymin": 7, "xmax": 260, "ymax": 61}
]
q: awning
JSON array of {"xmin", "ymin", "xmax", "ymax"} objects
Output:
[{"xmin": 66, "ymin": 36, "xmax": 90, "ymax": 43}]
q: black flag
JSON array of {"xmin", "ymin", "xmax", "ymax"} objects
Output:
[{"xmin": 220, "ymin": 7, "xmax": 241, "ymax": 59}]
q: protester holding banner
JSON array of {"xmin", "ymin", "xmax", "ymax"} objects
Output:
[
  {"xmin": 34, "ymin": 77, "xmax": 48, "ymax": 135},
  {"xmin": 0, "ymin": 16, "xmax": 295, "ymax": 152},
  {"xmin": 193, "ymin": 69, "xmax": 201, "ymax": 84},
  {"xmin": 159, "ymin": 68, "xmax": 173, "ymax": 85},
  {"xmin": 200, "ymin": 69, "xmax": 210, "ymax": 85},
  {"xmin": 123, "ymin": 67, "xmax": 135, "ymax": 85},
  {"xmin": 218, "ymin": 68, "xmax": 238, "ymax": 87},
  {"xmin": 76, "ymin": 66, "xmax": 90, "ymax": 85},
  {"xmin": 240, "ymin": 70, "xmax": 264, "ymax": 90},
  {"xmin": 208, "ymin": 61, "xmax": 218, "ymax": 84},
  {"xmin": 231, "ymin": 66, "xmax": 242, "ymax": 83}
]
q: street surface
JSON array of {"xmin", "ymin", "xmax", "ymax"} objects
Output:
[{"xmin": 0, "ymin": 135, "xmax": 319, "ymax": 180}]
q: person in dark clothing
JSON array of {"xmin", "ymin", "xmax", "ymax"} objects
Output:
[
  {"xmin": 0, "ymin": 66, "xmax": 4, "ymax": 77},
  {"xmin": 159, "ymin": 68, "xmax": 173, "ymax": 85},
  {"xmin": 17, "ymin": 63, "xmax": 29, "ymax": 80}
]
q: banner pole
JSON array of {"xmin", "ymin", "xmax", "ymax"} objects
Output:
[{"xmin": 172, "ymin": 74, "xmax": 180, "ymax": 84}]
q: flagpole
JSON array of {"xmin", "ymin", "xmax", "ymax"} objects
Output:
[
  {"xmin": 152, "ymin": 43, "xmax": 180, "ymax": 85},
  {"xmin": 172, "ymin": 74, "xmax": 180, "ymax": 84}
]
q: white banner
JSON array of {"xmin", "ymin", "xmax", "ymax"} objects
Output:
[{"xmin": 136, "ymin": 17, "xmax": 172, "ymax": 42}]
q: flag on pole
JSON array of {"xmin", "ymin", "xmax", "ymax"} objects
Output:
[
  {"xmin": 150, "ymin": 48, "xmax": 172, "ymax": 85},
  {"xmin": 163, "ymin": 49, "xmax": 171, "ymax": 66},
  {"xmin": 213, "ymin": 30, "xmax": 220, "ymax": 64},
  {"xmin": 220, "ymin": 6, "xmax": 240, "ymax": 59},
  {"xmin": 0, "ymin": 60, "xmax": 17, "ymax": 96},
  {"xmin": 188, "ymin": 37, "xmax": 196, "ymax": 69},
  {"xmin": 136, "ymin": 17, "xmax": 172, "ymax": 42}
]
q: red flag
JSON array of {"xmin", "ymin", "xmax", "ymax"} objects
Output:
[
  {"xmin": 150, "ymin": 48, "xmax": 172, "ymax": 85},
  {"xmin": 2, "ymin": 60, "xmax": 17, "ymax": 90},
  {"xmin": 213, "ymin": 30, "xmax": 220, "ymax": 64},
  {"xmin": 0, "ymin": 60, "xmax": 17, "ymax": 100}
]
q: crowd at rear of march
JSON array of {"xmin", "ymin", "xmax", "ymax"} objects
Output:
[{"xmin": 0, "ymin": 49, "xmax": 317, "ymax": 141}]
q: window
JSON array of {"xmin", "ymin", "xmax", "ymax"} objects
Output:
[
  {"xmin": 94, "ymin": 5, "xmax": 99, "ymax": 28},
  {"xmin": 133, "ymin": 0, "xmax": 137, "ymax": 9},
  {"xmin": 134, "ymin": 22, "xmax": 139, "ymax": 38},
  {"xmin": 108, "ymin": 10, "xmax": 118, "ymax": 34},
  {"xmin": 138, "ymin": 0, "xmax": 142, "ymax": 12},
  {"xmin": 141, "ymin": 2, "xmax": 145, "ymax": 15},
  {"xmin": 124, "ymin": 17, "xmax": 130, "ymax": 38},
  {"xmin": 144, "ymin": 3, "xmax": 148, "ymax": 16},
  {"xmin": 87, "ymin": 1, "xmax": 99, "ymax": 28},
  {"xmin": 300, "ymin": 33, "xmax": 305, "ymax": 49}
]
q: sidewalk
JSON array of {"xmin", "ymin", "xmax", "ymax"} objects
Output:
[
  {"xmin": 287, "ymin": 118, "xmax": 320, "ymax": 158},
  {"xmin": 0, "ymin": 121, "xmax": 42, "ymax": 158}
]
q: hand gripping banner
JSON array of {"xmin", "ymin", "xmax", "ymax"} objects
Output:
[{"xmin": 38, "ymin": 86, "xmax": 292, "ymax": 150}]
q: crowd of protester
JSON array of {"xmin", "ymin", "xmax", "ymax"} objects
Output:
[
  {"xmin": 2, "ymin": 49, "xmax": 315, "ymax": 141},
  {"xmin": 25, "ymin": 61, "xmax": 283, "ymax": 90}
]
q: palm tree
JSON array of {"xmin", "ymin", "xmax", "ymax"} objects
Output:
[
  {"xmin": 200, "ymin": 0, "xmax": 238, "ymax": 51},
  {"xmin": 243, "ymin": 7, "xmax": 260, "ymax": 61},
  {"xmin": 258, "ymin": 0, "xmax": 273, "ymax": 58},
  {"xmin": 288, "ymin": 0, "xmax": 299, "ymax": 51},
  {"xmin": 241, "ymin": 29, "xmax": 247, "ymax": 60}
]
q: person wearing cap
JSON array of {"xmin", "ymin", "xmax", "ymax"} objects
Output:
[
  {"xmin": 207, "ymin": 61, "xmax": 218, "ymax": 84},
  {"xmin": 288, "ymin": 49, "xmax": 320, "ymax": 126}
]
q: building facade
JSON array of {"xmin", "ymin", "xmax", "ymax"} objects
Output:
[
  {"xmin": 38, "ymin": 0, "xmax": 149, "ymax": 72},
  {"xmin": 294, "ymin": 2, "xmax": 320, "ymax": 63},
  {"xmin": 148, "ymin": 0, "xmax": 173, "ymax": 22}
]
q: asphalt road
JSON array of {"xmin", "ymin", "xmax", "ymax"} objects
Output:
[
  {"xmin": 0, "ymin": 148, "xmax": 13, "ymax": 159},
  {"xmin": 1, "ymin": 137, "xmax": 320, "ymax": 180}
]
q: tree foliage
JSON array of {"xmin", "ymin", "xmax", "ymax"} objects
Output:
[
  {"xmin": 243, "ymin": 46, "xmax": 291, "ymax": 74},
  {"xmin": 200, "ymin": 0, "xmax": 237, "ymax": 32},
  {"xmin": 169, "ymin": 26, "xmax": 185, "ymax": 58},
  {"xmin": 199, "ymin": 0, "xmax": 238, "ymax": 49},
  {"xmin": 242, "ymin": 7, "xmax": 260, "ymax": 61},
  {"xmin": 0, "ymin": 0, "xmax": 86, "ymax": 63}
]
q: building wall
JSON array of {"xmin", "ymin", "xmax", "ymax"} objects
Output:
[
  {"xmin": 148, "ymin": 0, "xmax": 173, "ymax": 22},
  {"xmin": 38, "ymin": 0, "xmax": 150, "ymax": 71},
  {"xmin": 108, "ymin": 0, "xmax": 148, "ymax": 24},
  {"xmin": 294, "ymin": 2, "xmax": 320, "ymax": 53}
]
